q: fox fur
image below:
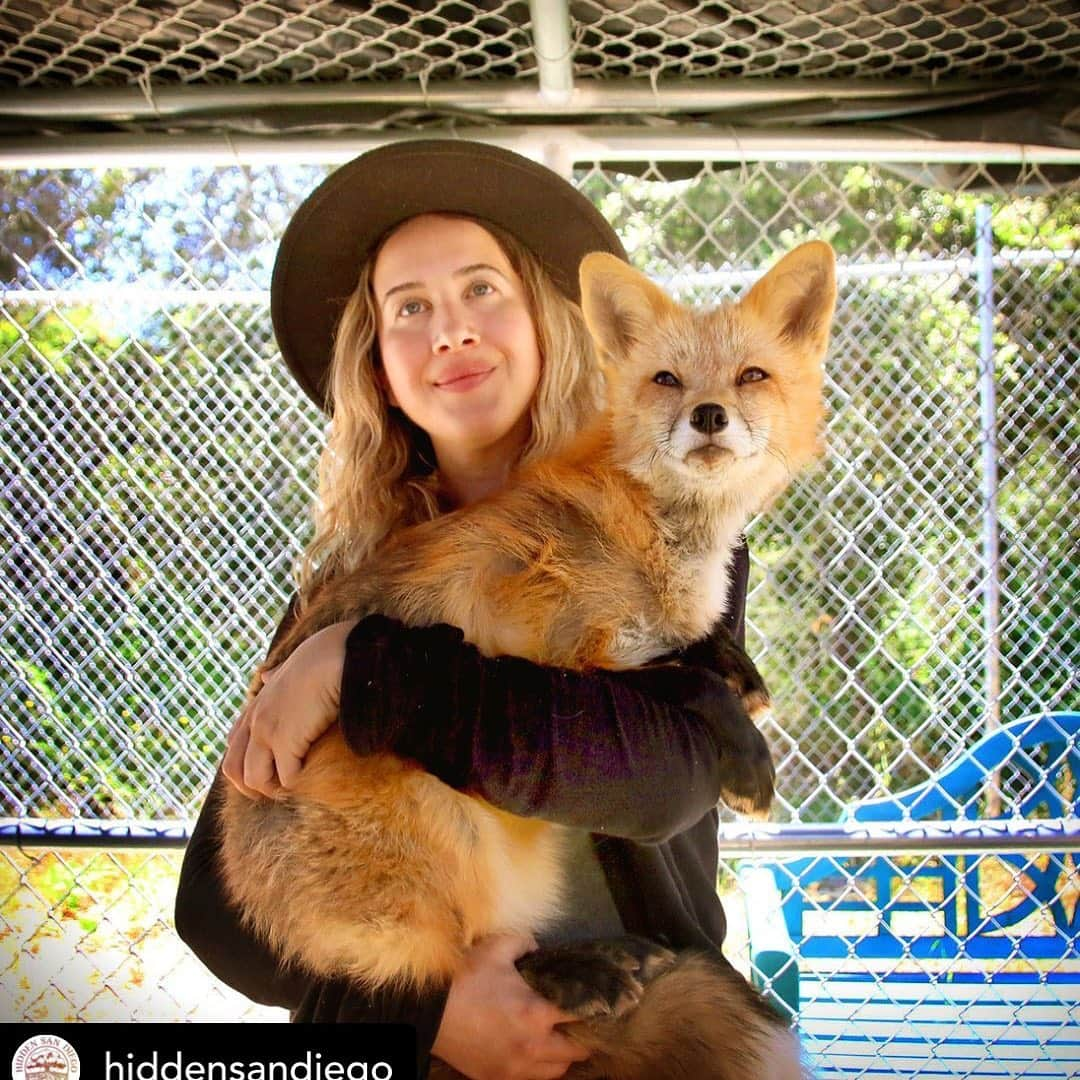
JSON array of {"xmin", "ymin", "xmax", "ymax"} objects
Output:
[{"xmin": 219, "ymin": 241, "xmax": 837, "ymax": 1078}]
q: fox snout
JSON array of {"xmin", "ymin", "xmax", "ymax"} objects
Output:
[
  {"xmin": 690, "ymin": 403, "xmax": 728, "ymax": 435},
  {"xmin": 680, "ymin": 397, "xmax": 754, "ymax": 476},
  {"xmin": 684, "ymin": 401, "xmax": 746, "ymax": 474}
]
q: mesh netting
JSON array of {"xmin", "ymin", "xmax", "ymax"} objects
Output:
[
  {"xmin": 0, "ymin": 0, "xmax": 536, "ymax": 86},
  {"xmin": 1, "ymin": 0, "xmax": 1077, "ymax": 88},
  {"xmin": 571, "ymin": 0, "xmax": 1080, "ymax": 80}
]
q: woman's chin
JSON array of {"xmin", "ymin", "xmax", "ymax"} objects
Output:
[{"xmin": 431, "ymin": 413, "xmax": 532, "ymax": 462}]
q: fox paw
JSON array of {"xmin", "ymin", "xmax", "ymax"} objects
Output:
[
  {"xmin": 517, "ymin": 937, "xmax": 675, "ymax": 1019},
  {"xmin": 680, "ymin": 627, "xmax": 776, "ymax": 817},
  {"xmin": 714, "ymin": 643, "xmax": 772, "ymax": 723},
  {"xmin": 680, "ymin": 626, "xmax": 772, "ymax": 722},
  {"xmin": 717, "ymin": 722, "xmax": 776, "ymax": 820}
]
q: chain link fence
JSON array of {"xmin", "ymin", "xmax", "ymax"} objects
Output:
[
  {"xmin": 2, "ymin": 1, "xmax": 1077, "ymax": 86},
  {"xmin": 1, "ymin": 154, "xmax": 1077, "ymax": 1062}
]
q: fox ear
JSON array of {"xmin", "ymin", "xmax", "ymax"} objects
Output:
[
  {"xmin": 579, "ymin": 253, "xmax": 674, "ymax": 359},
  {"xmin": 742, "ymin": 240, "xmax": 837, "ymax": 356}
]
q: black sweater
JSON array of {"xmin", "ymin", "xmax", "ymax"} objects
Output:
[{"xmin": 175, "ymin": 540, "xmax": 750, "ymax": 1072}]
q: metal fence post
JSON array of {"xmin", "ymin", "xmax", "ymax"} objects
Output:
[{"xmin": 976, "ymin": 201, "xmax": 1002, "ymax": 816}]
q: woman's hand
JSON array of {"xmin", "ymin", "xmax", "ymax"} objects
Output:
[
  {"xmin": 432, "ymin": 934, "xmax": 589, "ymax": 1080},
  {"xmin": 222, "ymin": 619, "xmax": 358, "ymax": 799}
]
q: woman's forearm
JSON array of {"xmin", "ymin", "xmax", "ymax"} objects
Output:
[
  {"xmin": 337, "ymin": 539, "xmax": 754, "ymax": 842},
  {"xmin": 338, "ymin": 620, "xmax": 753, "ymax": 842}
]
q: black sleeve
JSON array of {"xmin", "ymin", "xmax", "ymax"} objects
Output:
[
  {"xmin": 174, "ymin": 602, "xmax": 450, "ymax": 1064},
  {"xmin": 339, "ymin": 539, "xmax": 753, "ymax": 844},
  {"xmin": 724, "ymin": 536, "xmax": 749, "ymax": 648}
]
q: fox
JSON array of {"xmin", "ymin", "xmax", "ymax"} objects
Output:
[{"xmin": 219, "ymin": 240, "xmax": 836, "ymax": 1079}]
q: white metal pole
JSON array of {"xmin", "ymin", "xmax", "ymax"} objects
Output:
[
  {"xmin": 976, "ymin": 202, "xmax": 1002, "ymax": 811},
  {"xmin": 0, "ymin": 77, "xmax": 1015, "ymax": 119},
  {"xmin": 528, "ymin": 0, "xmax": 574, "ymax": 104}
]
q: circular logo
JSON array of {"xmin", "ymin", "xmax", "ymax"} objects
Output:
[{"xmin": 11, "ymin": 1036, "xmax": 80, "ymax": 1080}]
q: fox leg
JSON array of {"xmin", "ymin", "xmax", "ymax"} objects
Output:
[
  {"xmin": 429, "ymin": 943, "xmax": 807, "ymax": 1080},
  {"xmin": 678, "ymin": 626, "xmax": 776, "ymax": 819},
  {"xmin": 563, "ymin": 951, "xmax": 808, "ymax": 1080},
  {"xmin": 680, "ymin": 625, "xmax": 771, "ymax": 721}
]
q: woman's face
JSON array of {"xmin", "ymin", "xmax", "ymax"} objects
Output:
[{"xmin": 372, "ymin": 214, "xmax": 542, "ymax": 464}]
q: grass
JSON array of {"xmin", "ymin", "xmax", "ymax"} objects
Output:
[{"xmin": 0, "ymin": 847, "xmax": 281, "ymax": 1021}]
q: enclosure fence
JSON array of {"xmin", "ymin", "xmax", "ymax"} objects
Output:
[
  {"xmin": 2, "ymin": 0, "xmax": 1077, "ymax": 86},
  {"xmin": 1, "ymin": 150, "xmax": 1077, "ymax": 1070}
]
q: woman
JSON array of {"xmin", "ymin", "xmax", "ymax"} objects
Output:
[{"xmin": 175, "ymin": 140, "xmax": 754, "ymax": 1080}]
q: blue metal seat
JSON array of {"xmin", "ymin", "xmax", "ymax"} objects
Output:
[{"xmin": 740, "ymin": 711, "xmax": 1080, "ymax": 1077}]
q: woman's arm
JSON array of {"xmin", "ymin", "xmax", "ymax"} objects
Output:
[
  {"xmin": 226, "ymin": 542, "xmax": 759, "ymax": 840},
  {"xmin": 338, "ymin": 540, "xmax": 766, "ymax": 842},
  {"xmin": 339, "ymin": 623, "xmax": 760, "ymax": 844}
]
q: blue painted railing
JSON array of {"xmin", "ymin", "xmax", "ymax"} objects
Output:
[{"xmin": 741, "ymin": 711, "xmax": 1080, "ymax": 1015}]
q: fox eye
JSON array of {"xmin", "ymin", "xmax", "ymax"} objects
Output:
[
  {"xmin": 653, "ymin": 371, "xmax": 681, "ymax": 388},
  {"xmin": 737, "ymin": 367, "xmax": 768, "ymax": 385}
]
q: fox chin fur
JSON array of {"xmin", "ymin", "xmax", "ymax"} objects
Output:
[{"xmin": 219, "ymin": 241, "xmax": 836, "ymax": 1078}]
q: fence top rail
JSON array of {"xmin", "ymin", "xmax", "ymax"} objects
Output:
[
  {"xmin": 3, "ymin": 76, "xmax": 1020, "ymax": 120},
  {"xmin": 3, "ymin": 816, "xmax": 1076, "ymax": 855},
  {"xmin": 2, "ymin": 126, "xmax": 1079, "ymax": 169},
  {"xmin": 715, "ymin": 817, "xmax": 1080, "ymax": 857}
]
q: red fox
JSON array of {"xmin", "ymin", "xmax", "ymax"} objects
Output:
[{"xmin": 220, "ymin": 241, "xmax": 836, "ymax": 1079}]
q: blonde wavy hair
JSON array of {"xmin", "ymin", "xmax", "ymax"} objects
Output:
[{"xmin": 295, "ymin": 214, "xmax": 605, "ymax": 603}]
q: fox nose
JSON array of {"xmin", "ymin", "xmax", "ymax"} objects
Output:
[{"xmin": 690, "ymin": 403, "xmax": 728, "ymax": 434}]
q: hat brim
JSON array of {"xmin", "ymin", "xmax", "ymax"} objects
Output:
[{"xmin": 270, "ymin": 139, "xmax": 627, "ymax": 411}]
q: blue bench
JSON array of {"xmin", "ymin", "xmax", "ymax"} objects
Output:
[{"xmin": 740, "ymin": 711, "xmax": 1080, "ymax": 1077}]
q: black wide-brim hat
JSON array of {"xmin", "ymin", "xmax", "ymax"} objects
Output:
[{"xmin": 270, "ymin": 139, "xmax": 627, "ymax": 411}]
